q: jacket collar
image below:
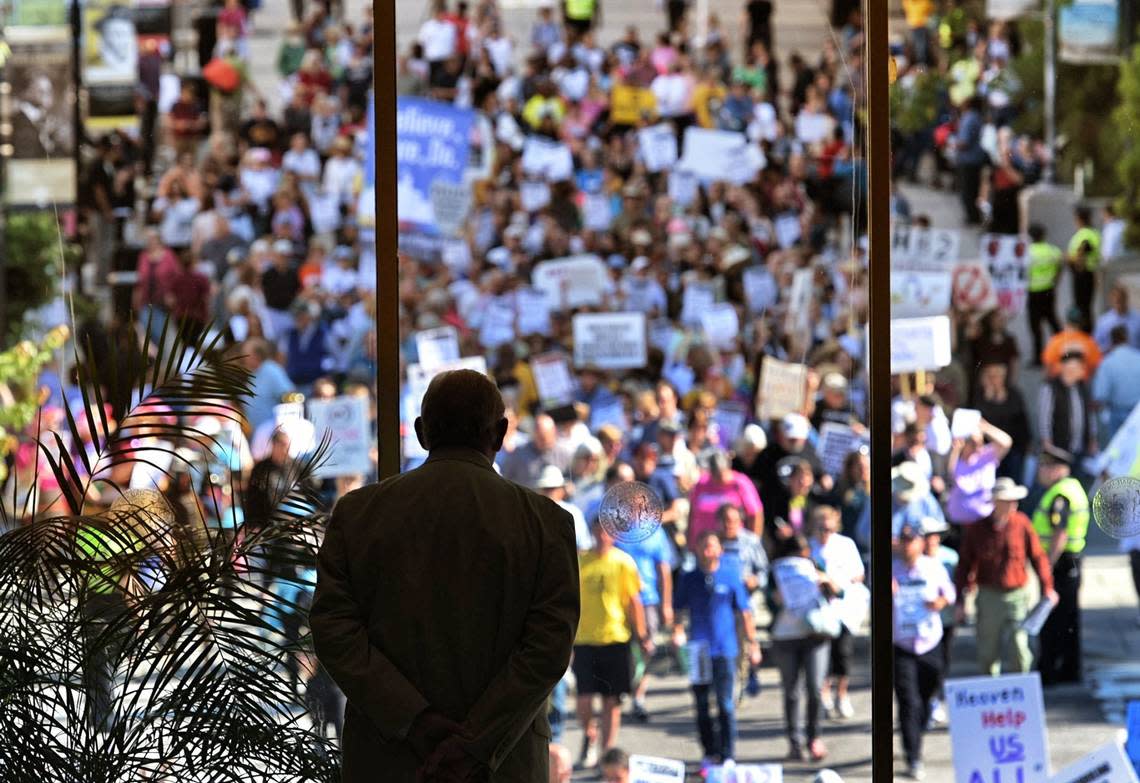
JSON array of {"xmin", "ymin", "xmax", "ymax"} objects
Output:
[{"xmin": 425, "ymin": 446, "xmax": 497, "ymax": 472}]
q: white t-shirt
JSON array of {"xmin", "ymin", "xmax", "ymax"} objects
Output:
[
  {"xmin": 651, "ymin": 73, "xmax": 693, "ymax": 118},
  {"xmin": 811, "ymin": 533, "xmax": 864, "ymax": 591},
  {"xmin": 418, "ymin": 18, "xmax": 457, "ymax": 62},
  {"xmin": 323, "ymin": 157, "xmax": 362, "ymax": 206},
  {"xmin": 484, "ymin": 35, "xmax": 513, "ymax": 77},
  {"xmin": 283, "ymin": 148, "xmax": 322, "ymax": 181}
]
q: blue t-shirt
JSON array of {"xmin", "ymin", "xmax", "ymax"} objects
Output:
[
  {"xmin": 616, "ymin": 526, "xmax": 676, "ymax": 607},
  {"xmin": 674, "ymin": 564, "xmax": 750, "ymax": 659},
  {"xmin": 648, "ymin": 465, "xmax": 681, "ymax": 507}
]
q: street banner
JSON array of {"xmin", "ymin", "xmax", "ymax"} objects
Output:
[
  {"xmin": 712, "ymin": 401, "xmax": 749, "ymax": 447},
  {"xmin": 756, "ymin": 357, "xmax": 808, "ymax": 421},
  {"xmin": 83, "ymin": 0, "xmax": 139, "ymax": 134},
  {"xmin": 1060, "ymin": 0, "xmax": 1121, "ymax": 65},
  {"xmin": 890, "ymin": 270, "xmax": 954, "ymax": 318},
  {"xmin": 701, "ymin": 303, "xmax": 740, "ymax": 350},
  {"xmin": 414, "ymin": 326, "xmax": 460, "ymax": 371},
  {"xmin": 3, "ymin": 28, "xmax": 76, "ymax": 207},
  {"xmin": 521, "ymin": 136, "xmax": 574, "ymax": 181},
  {"xmin": 308, "ymin": 395, "xmax": 372, "ymax": 478},
  {"xmin": 743, "ymin": 266, "xmax": 779, "ymax": 313},
  {"xmin": 890, "ymin": 316, "xmax": 953, "ymax": 374},
  {"xmin": 397, "ymin": 98, "xmax": 476, "ymax": 235},
  {"xmin": 952, "ymin": 262, "xmax": 1000, "ymax": 312},
  {"xmin": 573, "ymin": 312, "xmax": 648, "ymax": 370},
  {"xmin": 708, "ymin": 765, "xmax": 783, "ymax": 783},
  {"xmin": 678, "ymin": 127, "xmax": 766, "ymax": 185},
  {"xmin": 1049, "ymin": 741, "xmax": 1138, "ymax": 783},
  {"xmin": 981, "ymin": 233, "xmax": 1030, "ymax": 315},
  {"xmin": 629, "ymin": 754, "xmax": 686, "ymax": 783},
  {"xmin": 891, "ymin": 224, "xmax": 961, "ymax": 270},
  {"xmin": 638, "ymin": 123, "xmax": 679, "ymax": 173},
  {"xmin": 533, "ymin": 255, "xmax": 609, "ymax": 310},
  {"xmin": 818, "ymin": 423, "xmax": 862, "ymax": 478},
  {"xmin": 405, "ymin": 356, "xmax": 488, "ymax": 459},
  {"xmin": 945, "ymin": 673, "xmax": 1050, "ymax": 783},
  {"xmin": 530, "ymin": 352, "xmax": 577, "ymax": 409}
]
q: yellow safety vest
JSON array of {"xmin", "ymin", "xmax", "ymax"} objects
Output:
[
  {"xmin": 565, "ymin": 0, "xmax": 596, "ymax": 21},
  {"xmin": 1068, "ymin": 226, "xmax": 1101, "ymax": 272},
  {"xmin": 1032, "ymin": 477, "xmax": 1089, "ymax": 555},
  {"xmin": 1027, "ymin": 242, "xmax": 1062, "ymax": 293}
]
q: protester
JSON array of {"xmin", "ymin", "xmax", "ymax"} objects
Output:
[{"xmin": 810, "ymin": 505, "xmax": 864, "ymax": 721}]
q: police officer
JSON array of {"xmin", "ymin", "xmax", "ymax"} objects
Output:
[
  {"xmin": 1029, "ymin": 444, "xmax": 1089, "ymax": 686},
  {"xmin": 1026, "ymin": 223, "xmax": 1063, "ymax": 363},
  {"xmin": 1067, "ymin": 207, "xmax": 1101, "ymax": 332}
]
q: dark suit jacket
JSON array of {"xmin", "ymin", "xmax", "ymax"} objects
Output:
[{"xmin": 311, "ymin": 447, "xmax": 580, "ymax": 782}]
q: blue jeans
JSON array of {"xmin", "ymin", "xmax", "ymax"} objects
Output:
[{"xmin": 693, "ymin": 656, "xmax": 737, "ymax": 761}]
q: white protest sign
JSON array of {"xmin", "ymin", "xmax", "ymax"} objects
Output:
[
  {"xmin": 818, "ymin": 423, "xmax": 862, "ymax": 478},
  {"xmin": 891, "ymin": 270, "xmax": 954, "ymax": 318},
  {"xmin": 590, "ymin": 399, "xmax": 628, "ymax": 431},
  {"xmin": 533, "ymin": 255, "xmax": 609, "ymax": 310},
  {"xmin": 701, "ymin": 303, "xmax": 740, "ymax": 350},
  {"xmin": 307, "ymin": 395, "xmax": 373, "ymax": 478},
  {"xmin": 774, "ymin": 213, "xmax": 802, "ymax": 249},
  {"xmin": 668, "ymin": 169, "xmax": 699, "ymax": 207},
  {"xmin": 638, "ymin": 124, "xmax": 679, "ymax": 173},
  {"xmin": 785, "ymin": 269, "xmax": 814, "ymax": 335},
  {"xmin": 946, "ymin": 673, "xmax": 1050, "ymax": 783},
  {"xmin": 515, "ymin": 287, "xmax": 552, "ymax": 336},
  {"xmin": 441, "ymin": 238, "xmax": 472, "ymax": 273},
  {"xmin": 953, "ymin": 261, "xmax": 999, "ymax": 311},
  {"xmin": 308, "ymin": 191, "xmax": 342, "ymax": 234},
  {"xmin": 414, "ymin": 326, "xmax": 460, "ymax": 371},
  {"xmin": 981, "ymin": 233, "xmax": 1030, "ymax": 316},
  {"xmin": 1049, "ymin": 741, "xmax": 1139, "ymax": 783},
  {"xmin": 404, "ymin": 357, "xmax": 488, "ymax": 459},
  {"xmin": 678, "ymin": 127, "xmax": 765, "ymax": 185},
  {"xmin": 478, "ymin": 297, "xmax": 516, "ymax": 349},
  {"xmin": 519, "ymin": 180, "xmax": 552, "ymax": 213},
  {"xmin": 681, "ymin": 281, "xmax": 717, "ymax": 327},
  {"xmin": 629, "ymin": 754, "xmax": 686, "ymax": 783},
  {"xmin": 890, "ymin": 315, "xmax": 953, "ymax": 374},
  {"xmin": 573, "ymin": 312, "xmax": 648, "ymax": 370},
  {"xmin": 772, "ymin": 557, "xmax": 822, "ymax": 614},
  {"xmin": 583, "ymin": 193, "xmax": 612, "ymax": 230},
  {"xmin": 521, "ymin": 136, "xmax": 574, "ymax": 181},
  {"xmin": 1089, "ymin": 400, "xmax": 1140, "ymax": 479},
  {"xmin": 757, "ymin": 357, "xmax": 808, "ymax": 421},
  {"xmin": 649, "ymin": 319, "xmax": 679, "ymax": 358},
  {"xmin": 712, "ymin": 401, "xmax": 749, "ymax": 448},
  {"xmin": 794, "ymin": 111, "xmax": 834, "ymax": 144},
  {"xmin": 530, "ymin": 352, "xmax": 577, "ymax": 408},
  {"xmin": 891, "ymin": 223, "xmax": 962, "ymax": 270},
  {"xmin": 743, "ymin": 266, "xmax": 778, "ymax": 313},
  {"xmin": 429, "ymin": 181, "xmax": 472, "ymax": 237},
  {"xmin": 951, "ymin": 408, "xmax": 983, "ymax": 440},
  {"xmin": 708, "ymin": 765, "xmax": 783, "ymax": 783}
]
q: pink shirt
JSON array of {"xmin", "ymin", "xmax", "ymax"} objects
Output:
[{"xmin": 687, "ymin": 471, "xmax": 763, "ymax": 551}]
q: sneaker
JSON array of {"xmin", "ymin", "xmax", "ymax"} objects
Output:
[
  {"xmin": 631, "ymin": 701, "xmax": 650, "ymax": 723},
  {"xmin": 820, "ymin": 691, "xmax": 835, "ymax": 718},
  {"xmin": 577, "ymin": 737, "xmax": 598, "ymax": 769},
  {"xmin": 906, "ymin": 761, "xmax": 926, "ymax": 780},
  {"xmin": 928, "ymin": 698, "xmax": 948, "ymax": 727},
  {"xmin": 787, "ymin": 743, "xmax": 804, "ymax": 761},
  {"xmin": 836, "ymin": 697, "xmax": 855, "ymax": 719}
]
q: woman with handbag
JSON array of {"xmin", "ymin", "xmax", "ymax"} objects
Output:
[{"xmin": 770, "ymin": 533, "xmax": 839, "ymax": 762}]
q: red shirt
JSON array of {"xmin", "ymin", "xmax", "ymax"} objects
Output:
[
  {"xmin": 955, "ymin": 511, "xmax": 1054, "ymax": 594},
  {"xmin": 166, "ymin": 266, "xmax": 212, "ymax": 325},
  {"xmin": 136, "ymin": 247, "xmax": 181, "ymax": 308}
]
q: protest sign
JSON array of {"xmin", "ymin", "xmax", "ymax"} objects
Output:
[
  {"xmin": 610, "ymin": 84, "xmax": 657, "ymax": 125},
  {"xmin": 429, "ymin": 181, "xmax": 471, "ymax": 236},
  {"xmin": 440, "ymin": 239, "xmax": 472, "ymax": 273},
  {"xmin": 307, "ymin": 395, "xmax": 372, "ymax": 478},
  {"xmin": 708, "ymin": 765, "xmax": 784, "ymax": 783},
  {"xmin": 515, "ymin": 287, "xmax": 552, "ymax": 336},
  {"xmin": 701, "ymin": 303, "xmax": 740, "ymax": 350},
  {"xmin": 638, "ymin": 123, "xmax": 679, "ymax": 173},
  {"xmin": 951, "ymin": 408, "xmax": 983, "ymax": 440},
  {"xmin": 678, "ymin": 127, "xmax": 765, "ymax": 185},
  {"xmin": 533, "ymin": 255, "xmax": 609, "ymax": 309},
  {"xmin": 519, "ymin": 179, "xmax": 551, "ymax": 213},
  {"xmin": 530, "ymin": 352, "xmax": 576, "ymax": 409},
  {"xmin": 772, "ymin": 557, "xmax": 822, "ymax": 614},
  {"xmin": 629, "ymin": 755, "xmax": 686, "ymax": 783},
  {"xmin": 946, "ymin": 673, "xmax": 1050, "ymax": 783},
  {"xmin": 681, "ymin": 281, "xmax": 718, "ymax": 326},
  {"xmin": 818, "ymin": 423, "xmax": 862, "ymax": 478},
  {"xmin": 396, "ymin": 98, "xmax": 476, "ymax": 235},
  {"xmin": 521, "ymin": 136, "xmax": 574, "ymax": 181},
  {"xmin": 573, "ymin": 312, "xmax": 648, "ymax": 370},
  {"xmin": 404, "ymin": 357, "xmax": 488, "ymax": 459},
  {"xmin": 1089, "ymin": 401, "xmax": 1140, "ymax": 479},
  {"xmin": 743, "ymin": 266, "xmax": 778, "ymax": 313},
  {"xmin": 890, "ymin": 316, "xmax": 953, "ymax": 374},
  {"xmin": 583, "ymin": 193, "xmax": 612, "ymax": 230},
  {"xmin": 953, "ymin": 261, "xmax": 999, "ymax": 311},
  {"xmin": 774, "ymin": 213, "xmax": 802, "ymax": 249},
  {"xmin": 981, "ymin": 233, "xmax": 1030, "ymax": 316},
  {"xmin": 478, "ymin": 297, "xmax": 516, "ymax": 349},
  {"xmin": 757, "ymin": 357, "xmax": 808, "ymax": 421},
  {"xmin": 669, "ymin": 169, "xmax": 699, "ymax": 207},
  {"xmin": 1050, "ymin": 741, "xmax": 1138, "ymax": 783},
  {"xmin": 414, "ymin": 326, "xmax": 460, "ymax": 370},
  {"xmin": 713, "ymin": 401, "xmax": 749, "ymax": 448},
  {"xmin": 891, "ymin": 270, "xmax": 954, "ymax": 318},
  {"xmin": 785, "ymin": 269, "xmax": 814, "ymax": 335},
  {"xmin": 891, "ymin": 223, "xmax": 962, "ymax": 270}
]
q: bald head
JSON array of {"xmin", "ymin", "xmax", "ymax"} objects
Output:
[
  {"xmin": 415, "ymin": 369, "xmax": 507, "ymax": 456},
  {"xmin": 533, "ymin": 414, "xmax": 557, "ymax": 451}
]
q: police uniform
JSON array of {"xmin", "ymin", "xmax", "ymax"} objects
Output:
[
  {"xmin": 1030, "ymin": 446, "xmax": 1089, "ymax": 685},
  {"xmin": 1068, "ymin": 224, "xmax": 1101, "ymax": 330},
  {"xmin": 1026, "ymin": 240, "xmax": 1063, "ymax": 360}
]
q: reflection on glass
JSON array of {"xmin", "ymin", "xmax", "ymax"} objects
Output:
[
  {"xmin": 390, "ymin": 0, "xmax": 871, "ymax": 777},
  {"xmin": 891, "ymin": 0, "xmax": 1140, "ymax": 779}
]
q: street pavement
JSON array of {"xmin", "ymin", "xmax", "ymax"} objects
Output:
[{"xmin": 235, "ymin": 0, "xmax": 1140, "ymax": 778}]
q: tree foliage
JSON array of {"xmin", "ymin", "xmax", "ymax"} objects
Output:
[
  {"xmin": 1114, "ymin": 34, "xmax": 1140, "ymax": 249},
  {"xmin": 4, "ymin": 212, "xmax": 82, "ymax": 345}
]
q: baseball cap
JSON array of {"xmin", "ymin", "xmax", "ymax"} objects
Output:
[
  {"xmin": 781, "ymin": 413, "xmax": 810, "ymax": 440},
  {"xmin": 1039, "ymin": 443, "xmax": 1074, "ymax": 467},
  {"xmin": 823, "ymin": 372, "xmax": 848, "ymax": 392},
  {"xmin": 631, "ymin": 256, "xmax": 651, "ymax": 272},
  {"xmin": 535, "ymin": 465, "xmax": 566, "ymax": 490},
  {"xmin": 273, "ymin": 239, "xmax": 294, "ymax": 255}
]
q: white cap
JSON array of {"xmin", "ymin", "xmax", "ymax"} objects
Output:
[
  {"xmin": 273, "ymin": 239, "xmax": 294, "ymax": 254},
  {"xmin": 823, "ymin": 372, "xmax": 848, "ymax": 392},
  {"xmin": 781, "ymin": 413, "xmax": 810, "ymax": 440},
  {"xmin": 734, "ymin": 423, "xmax": 768, "ymax": 454},
  {"xmin": 631, "ymin": 256, "xmax": 651, "ymax": 272},
  {"xmin": 535, "ymin": 465, "xmax": 566, "ymax": 490}
]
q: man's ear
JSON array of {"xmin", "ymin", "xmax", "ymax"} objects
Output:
[
  {"xmin": 491, "ymin": 417, "xmax": 509, "ymax": 453},
  {"xmin": 414, "ymin": 417, "xmax": 429, "ymax": 451}
]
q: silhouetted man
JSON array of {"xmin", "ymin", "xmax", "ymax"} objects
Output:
[{"xmin": 311, "ymin": 369, "xmax": 581, "ymax": 782}]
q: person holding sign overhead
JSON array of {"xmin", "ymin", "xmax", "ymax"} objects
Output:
[{"xmin": 892, "ymin": 519, "xmax": 956, "ymax": 782}]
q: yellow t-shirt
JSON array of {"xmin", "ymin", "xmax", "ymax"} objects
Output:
[
  {"xmin": 610, "ymin": 84, "xmax": 658, "ymax": 126},
  {"xmin": 692, "ymin": 82, "xmax": 727, "ymax": 129},
  {"xmin": 576, "ymin": 548, "xmax": 642, "ymax": 645}
]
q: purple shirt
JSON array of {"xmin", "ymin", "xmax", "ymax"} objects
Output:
[
  {"xmin": 945, "ymin": 444, "xmax": 999, "ymax": 524},
  {"xmin": 893, "ymin": 555, "xmax": 955, "ymax": 656}
]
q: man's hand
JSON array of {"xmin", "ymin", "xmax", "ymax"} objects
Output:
[
  {"xmin": 407, "ymin": 707, "xmax": 465, "ymax": 763},
  {"xmin": 662, "ymin": 605, "xmax": 674, "ymax": 628},
  {"xmin": 748, "ymin": 640, "xmax": 762, "ymax": 667},
  {"xmin": 418, "ymin": 736, "xmax": 489, "ymax": 783},
  {"xmin": 1046, "ymin": 589, "xmax": 1060, "ymax": 605},
  {"xmin": 640, "ymin": 635, "xmax": 656, "ymax": 657}
]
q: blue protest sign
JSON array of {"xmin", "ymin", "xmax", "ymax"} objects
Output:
[
  {"xmin": 1125, "ymin": 700, "xmax": 1140, "ymax": 771},
  {"xmin": 396, "ymin": 98, "xmax": 475, "ymax": 235}
]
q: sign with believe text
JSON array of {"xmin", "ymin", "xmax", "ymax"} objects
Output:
[{"xmin": 946, "ymin": 673, "xmax": 1050, "ymax": 783}]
